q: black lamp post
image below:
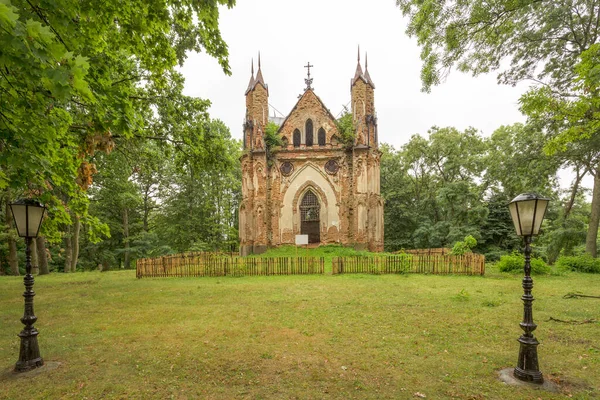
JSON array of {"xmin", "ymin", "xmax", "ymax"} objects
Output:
[
  {"xmin": 508, "ymin": 193, "xmax": 549, "ymax": 384},
  {"xmin": 9, "ymin": 199, "xmax": 46, "ymax": 372}
]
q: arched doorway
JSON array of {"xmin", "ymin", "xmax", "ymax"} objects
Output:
[{"xmin": 300, "ymin": 190, "xmax": 320, "ymax": 243}]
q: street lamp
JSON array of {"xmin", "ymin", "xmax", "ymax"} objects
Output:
[
  {"xmin": 508, "ymin": 193, "xmax": 549, "ymax": 384},
  {"xmin": 9, "ymin": 199, "xmax": 46, "ymax": 372}
]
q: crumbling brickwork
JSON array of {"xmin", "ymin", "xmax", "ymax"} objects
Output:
[{"xmin": 240, "ymin": 56, "xmax": 383, "ymax": 255}]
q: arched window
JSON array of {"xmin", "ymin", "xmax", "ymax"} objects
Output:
[
  {"xmin": 300, "ymin": 189, "xmax": 320, "ymax": 243},
  {"xmin": 293, "ymin": 129, "xmax": 301, "ymax": 147},
  {"xmin": 318, "ymin": 128, "xmax": 326, "ymax": 146},
  {"xmin": 305, "ymin": 119, "xmax": 313, "ymax": 146}
]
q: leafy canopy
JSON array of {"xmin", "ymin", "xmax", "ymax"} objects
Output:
[
  {"xmin": 396, "ymin": 0, "xmax": 599, "ymax": 92},
  {"xmin": 0, "ymin": 0, "xmax": 234, "ymax": 240}
]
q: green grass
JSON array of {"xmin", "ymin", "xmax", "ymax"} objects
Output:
[{"xmin": 0, "ymin": 267, "xmax": 599, "ymax": 399}]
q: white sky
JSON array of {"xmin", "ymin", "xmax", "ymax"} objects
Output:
[{"xmin": 179, "ymin": 0, "xmax": 592, "ymax": 194}]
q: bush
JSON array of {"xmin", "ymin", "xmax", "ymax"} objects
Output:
[
  {"xmin": 451, "ymin": 235, "xmax": 477, "ymax": 255},
  {"xmin": 484, "ymin": 249, "xmax": 506, "ymax": 262},
  {"xmin": 497, "ymin": 253, "xmax": 551, "ymax": 275},
  {"xmin": 556, "ymin": 254, "xmax": 600, "ymax": 273}
]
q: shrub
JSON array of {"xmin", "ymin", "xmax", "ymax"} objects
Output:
[
  {"xmin": 451, "ymin": 235, "xmax": 477, "ymax": 255},
  {"xmin": 556, "ymin": 255, "xmax": 600, "ymax": 273},
  {"xmin": 335, "ymin": 109, "xmax": 354, "ymax": 146},
  {"xmin": 497, "ymin": 253, "xmax": 550, "ymax": 275},
  {"xmin": 484, "ymin": 249, "xmax": 506, "ymax": 262}
]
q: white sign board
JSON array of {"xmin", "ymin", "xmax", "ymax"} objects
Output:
[{"xmin": 295, "ymin": 234, "xmax": 308, "ymax": 245}]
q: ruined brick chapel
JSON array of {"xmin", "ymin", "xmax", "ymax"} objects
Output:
[{"xmin": 239, "ymin": 51, "xmax": 384, "ymax": 256}]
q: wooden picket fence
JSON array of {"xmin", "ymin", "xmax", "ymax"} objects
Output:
[
  {"xmin": 332, "ymin": 253, "xmax": 485, "ymax": 275},
  {"xmin": 400, "ymin": 248, "xmax": 451, "ymax": 256},
  {"xmin": 136, "ymin": 253, "xmax": 325, "ymax": 278}
]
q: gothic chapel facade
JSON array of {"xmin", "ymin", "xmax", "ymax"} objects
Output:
[{"xmin": 239, "ymin": 53, "xmax": 384, "ymax": 255}]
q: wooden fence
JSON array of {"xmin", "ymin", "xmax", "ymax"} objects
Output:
[
  {"xmin": 136, "ymin": 253, "xmax": 325, "ymax": 278},
  {"xmin": 400, "ymin": 248, "xmax": 451, "ymax": 256},
  {"xmin": 332, "ymin": 253, "xmax": 485, "ymax": 275}
]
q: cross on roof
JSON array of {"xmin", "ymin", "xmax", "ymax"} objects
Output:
[{"xmin": 304, "ymin": 62, "xmax": 314, "ymax": 90}]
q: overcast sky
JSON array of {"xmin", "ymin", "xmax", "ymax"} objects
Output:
[
  {"xmin": 179, "ymin": 0, "xmax": 531, "ymax": 147},
  {"xmin": 178, "ymin": 0, "xmax": 591, "ymax": 193}
]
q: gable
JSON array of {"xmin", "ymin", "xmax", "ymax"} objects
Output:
[{"xmin": 277, "ymin": 90, "xmax": 340, "ymax": 145}]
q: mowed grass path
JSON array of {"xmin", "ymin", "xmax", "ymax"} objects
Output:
[{"xmin": 0, "ymin": 270, "xmax": 598, "ymax": 399}]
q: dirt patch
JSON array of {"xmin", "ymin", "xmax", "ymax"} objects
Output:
[{"xmin": 0, "ymin": 361, "xmax": 62, "ymax": 381}]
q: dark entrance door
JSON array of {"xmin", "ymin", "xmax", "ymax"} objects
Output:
[{"xmin": 300, "ymin": 190, "xmax": 320, "ymax": 243}]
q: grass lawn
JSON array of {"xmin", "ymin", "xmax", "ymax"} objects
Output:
[{"xmin": 0, "ymin": 266, "xmax": 598, "ymax": 399}]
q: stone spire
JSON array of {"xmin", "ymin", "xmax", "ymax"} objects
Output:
[
  {"xmin": 254, "ymin": 52, "xmax": 266, "ymax": 87},
  {"xmin": 363, "ymin": 52, "xmax": 375, "ymax": 88},
  {"xmin": 352, "ymin": 45, "xmax": 363, "ymax": 83}
]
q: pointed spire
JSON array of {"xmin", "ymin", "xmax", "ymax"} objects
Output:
[
  {"xmin": 364, "ymin": 52, "xmax": 375, "ymax": 88},
  {"xmin": 245, "ymin": 58, "xmax": 255, "ymax": 95},
  {"xmin": 352, "ymin": 45, "xmax": 364, "ymax": 87},
  {"xmin": 353, "ymin": 45, "xmax": 363, "ymax": 82},
  {"xmin": 255, "ymin": 51, "xmax": 265, "ymax": 87}
]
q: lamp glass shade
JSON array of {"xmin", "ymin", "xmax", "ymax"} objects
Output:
[
  {"xmin": 508, "ymin": 194, "xmax": 549, "ymax": 236},
  {"xmin": 9, "ymin": 200, "xmax": 45, "ymax": 238}
]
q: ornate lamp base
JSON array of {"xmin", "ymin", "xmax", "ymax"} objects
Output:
[{"xmin": 15, "ymin": 328, "xmax": 44, "ymax": 372}]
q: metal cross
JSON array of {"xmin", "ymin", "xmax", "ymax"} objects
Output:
[{"xmin": 304, "ymin": 62, "xmax": 314, "ymax": 90}]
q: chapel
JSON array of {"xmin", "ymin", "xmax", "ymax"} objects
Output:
[{"xmin": 239, "ymin": 52, "xmax": 384, "ymax": 255}]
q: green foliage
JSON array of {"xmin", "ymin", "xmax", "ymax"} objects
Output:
[
  {"xmin": 382, "ymin": 126, "xmax": 489, "ymax": 251},
  {"xmin": 394, "ymin": 0, "xmax": 596, "ymax": 259},
  {"xmin": 264, "ymin": 121, "xmax": 282, "ymax": 149},
  {"xmin": 335, "ymin": 110, "xmax": 354, "ymax": 146},
  {"xmin": 556, "ymin": 255, "xmax": 600, "ymax": 274},
  {"xmin": 0, "ymin": 0, "xmax": 235, "ymax": 255},
  {"xmin": 483, "ymin": 247, "xmax": 508, "ymax": 263},
  {"xmin": 451, "ymin": 235, "xmax": 477, "ymax": 255},
  {"xmin": 396, "ymin": 0, "xmax": 597, "ymax": 93},
  {"xmin": 520, "ymin": 44, "xmax": 600, "ymax": 155},
  {"xmin": 497, "ymin": 254, "xmax": 551, "ymax": 275},
  {"xmin": 519, "ymin": 45, "xmax": 600, "ymax": 257},
  {"xmin": 538, "ymin": 194, "xmax": 589, "ymax": 264},
  {"xmin": 483, "ymin": 124, "xmax": 559, "ymax": 199},
  {"xmin": 264, "ymin": 121, "xmax": 282, "ymax": 167}
]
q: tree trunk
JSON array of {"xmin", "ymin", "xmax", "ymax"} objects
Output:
[
  {"xmin": 123, "ymin": 207, "xmax": 130, "ymax": 269},
  {"xmin": 143, "ymin": 188, "xmax": 150, "ymax": 232},
  {"xmin": 585, "ymin": 169, "xmax": 600, "ymax": 257},
  {"xmin": 37, "ymin": 236, "xmax": 49, "ymax": 275},
  {"xmin": 30, "ymin": 237, "xmax": 39, "ymax": 275},
  {"xmin": 64, "ymin": 224, "xmax": 72, "ymax": 273},
  {"xmin": 70, "ymin": 215, "xmax": 81, "ymax": 272},
  {"xmin": 5, "ymin": 196, "xmax": 19, "ymax": 276},
  {"xmin": 564, "ymin": 166, "xmax": 585, "ymax": 222},
  {"xmin": 8, "ymin": 236, "xmax": 19, "ymax": 275}
]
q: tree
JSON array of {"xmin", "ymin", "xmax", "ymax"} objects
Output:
[
  {"xmin": 380, "ymin": 143, "xmax": 417, "ymax": 250},
  {"xmin": 483, "ymin": 123, "xmax": 560, "ymax": 198},
  {"xmin": 396, "ymin": 0, "xmax": 600, "ymax": 256},
  {"xmin": 396, "ymin": 0, "xmax": 600, "ymax": 92},
  {"xmin": 155, "ymin": 120, "xmax": 241, "ymax": 253},
  {"xmin": 520, "ymin": 44, "xmax": 600, "ymax": 256},
  {"xmin": 382, "ymin": 127, "xmax": 488, "ymax": 250},
  {"xmin": 1, "ymin": 0, "xmax": 235, "ymax": 255}
]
